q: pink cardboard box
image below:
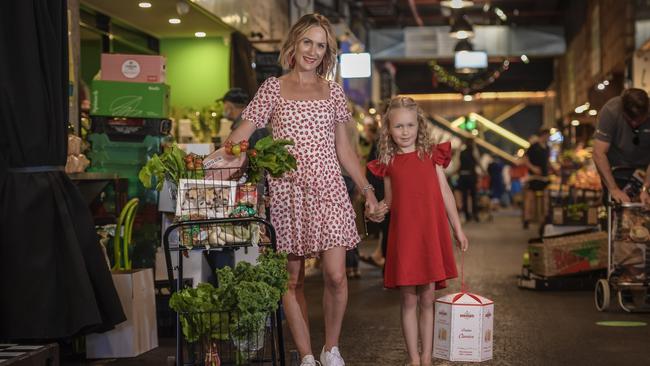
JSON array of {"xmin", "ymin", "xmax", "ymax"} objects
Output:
[{"xmin": 101, "ymin": 53, "xmax": 166, "ymax": 83}]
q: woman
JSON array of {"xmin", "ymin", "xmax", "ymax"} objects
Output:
[{"xmin": 206, "ymin": 13, "xmax": 380, "ymax": 366}]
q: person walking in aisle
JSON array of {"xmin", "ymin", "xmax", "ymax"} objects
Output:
[
  {"xmin": 204, "ymin": 13, "xmax": 380, "ymax": 366},
  {"xmin": 367, "ymin": 96, "xmax": 469, "ymax": 366},
  {"xmin": 457, "ymin": 137, "xmax": 482, "ymax": 222},
  {"xmin": 522, "ymin": 128, "xmax": 552, "ymax": 229}
]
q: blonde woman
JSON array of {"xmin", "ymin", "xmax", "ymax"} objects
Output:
[{"xmin": 206, "ymin": 13, "xmax": 380, "ymax": 366}]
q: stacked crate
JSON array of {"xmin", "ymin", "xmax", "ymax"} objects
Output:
[{"xmin": 88, "ymin": 53, "xmax": 171, "ymax": 203}]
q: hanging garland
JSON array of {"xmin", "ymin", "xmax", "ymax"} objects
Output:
[{"xmin": 428, "ymin": 59, "xmax": 510, "ymax": 95}]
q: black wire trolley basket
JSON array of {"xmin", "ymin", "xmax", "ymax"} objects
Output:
[{"xmin": 163, "ymin": 166, "xmax": 286, "ymax": 366}]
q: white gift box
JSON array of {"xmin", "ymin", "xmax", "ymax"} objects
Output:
[{"xmin": 434, "ymin": 292, "xmax": 494, "ymax": 362}]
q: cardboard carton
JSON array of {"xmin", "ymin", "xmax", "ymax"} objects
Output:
[
  {"xmin": 529, "ymin": 231, "xmax": 608, "ymax": 277},
  {"xmin": 101, "ymin": 53, "xmax": 166, "ymax": 83},
  {"xmin": 91, "ymin": 80, "xmax": 169, "ymax": 118},
  {"xmin": 86, "ymin": 268, "xmax": 158, "ymax": 358},
  {"xmin": 434, "ymin": 292, "xmax": 493, "ymax": 362}
]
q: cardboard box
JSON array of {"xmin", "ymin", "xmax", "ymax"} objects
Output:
[
  {"xmin": 529, "ymin": 231, "xmax": 608, "ymax": 277},
  {"xmin": 434, "ymin": 292, "xmax": 494, "ymax": 362},
  {"xmin": 91, "ymin": 80, "xmax": 169, "ymax": 118},
  {"xmin": 86, "ymin": 268, "xmax": 158, "ymax": 358},
  {"xmin": 551, "ymin": 205, "xmax": 599, "ymax": 226},
  {"xmin": 101, "ymin": 53, "xmax": 166, "ymax": 83}
]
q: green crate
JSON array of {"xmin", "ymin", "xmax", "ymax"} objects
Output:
[
  {"xmin": 87, "ymin": 133, "xmax": 163, "ymax": 166},
  {"xmin": 91, "ymin": 80, "xmax": 170, "ymax": 118}
]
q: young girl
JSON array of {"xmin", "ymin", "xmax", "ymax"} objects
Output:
[{"xmin": 367, "ymin": 96, "xmax": 469, "ymax": 366}]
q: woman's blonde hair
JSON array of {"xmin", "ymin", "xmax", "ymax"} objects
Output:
[
  {"xmin": 378, "ymin": 96, "xmax": 435, "ymax": 165},
  {"xmin": 278, "ymin": 13, "xmax": 338, "ymax": 78}
]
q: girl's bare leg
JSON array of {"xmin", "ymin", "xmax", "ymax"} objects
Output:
[{"xmin": 400, "ymin": 286, "xmax": 420, "ymax": 365}]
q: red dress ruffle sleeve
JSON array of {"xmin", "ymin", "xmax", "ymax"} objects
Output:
[
  {"xmin": 367, "ymin": 159, "xmax": 388, "ymax": 177},
  {"xmin": 432, "ymin": 141, "xmax": 452, "ymax": 168}
]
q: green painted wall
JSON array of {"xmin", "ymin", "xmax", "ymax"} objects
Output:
[
  {"xmin": 160, "ymin": 37, "xmax": 230, "ymax": 110},
  {"xmin": 80, "ymin": 39, "xmax": 102, "ymax": 87}
]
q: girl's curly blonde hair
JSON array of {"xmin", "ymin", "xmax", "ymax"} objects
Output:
[
  {"xmin": 378, "ymin": 96, "xmax": 435, "ymax": 165},
  {"xmin": 278, "ymin": 13, "xmax": 338, "ymax": 78}
]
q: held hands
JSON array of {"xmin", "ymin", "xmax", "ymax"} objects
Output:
[
  {"xmin": 363, "ymin": 193, "xmax": 385, "ymax": 223},
  {"xmin": 454, "ymin": 229, "xmax": 469, "ymax": 252}
]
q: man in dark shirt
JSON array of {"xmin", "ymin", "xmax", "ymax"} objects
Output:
[
  {"xmin": 220, "ymin": 88, "xmax": 270, "ymax": 148},
  {"xmin": 593, "ymin": 88, "xmax": 650, "ymax": 205},
  {"xmin": 522, "ymin": 128, "xmax": 551, "ymax": 228}
]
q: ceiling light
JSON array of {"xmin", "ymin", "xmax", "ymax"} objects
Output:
[
  {"xmin": 483, "ymin": 3, "xmax": 490, "ymax": 12},
  {"xmin": 470, "ymin": 113, "xmax": 530, "ymax": 148},
  {"xmin": 369, "ymin": 108, "xmax": 377, "ymax": 114},
  {"xmin": 169, "ymin": 18, "xmax": 181, "ymax": 24},
  {"xmin": 471, "ymin": 129, "xmax": 480, "ymax": 136},
  {"xmin": 597, "ymin": 83, "xmax": 605, "ymax": 90},
  {"xmin": 603, "ymin": 80, "xmax": 610, "ymax": 86},
  {"xmin": 450, "ymin": 15, "xmax": 474, "ymax": 39},
  {"xmin": 550, "ymin": 128, "xmax": 557, "ymax": 134},
  {"xmin": 454, "ymin": 39, "xmax": 474, "ymax": 52},
  {"xmin": 520, "ymin": 54, "xmax": 529, "ymax": 63},
  {"xmin": 517, "ymin": 149, "xmax": 525, "ymax": 157},
  {"xmin": 588, "ymin": 109, "xmax": 598, "ymax": 116},
  {"xmin": 571, "ymin": 119, "xmax": 580, "ymax": 126},
  {"xmin": 441, "ymin": 0, "xmax": 474, "ymax": 9},
  {"xmin": 194, "ymin": 31, "xmax": 206, "ymax": 37},
  {"xmin": 138, "ymin": 2, "xmax": 152, "ymax": 8},
  {"xmin": 463, "ymin": 95, "xmax": 473, "ymax": 102}
]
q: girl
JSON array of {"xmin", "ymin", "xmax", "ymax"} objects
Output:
[
  {"xmin": 367, "ymin": 96, "xmax": 469, "ymax": 366},
  {"xmin": 205, "ymin": 13, "xmax": 380, "ymax": 366}
]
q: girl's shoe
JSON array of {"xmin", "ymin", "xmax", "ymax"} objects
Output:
[
  {"xmin": 300, "ymin": 355, "xmax": 321, "ymax": 366},
  {"xmin": 320, "ymin": 346, "xmax": 345, "ymax": 366}
]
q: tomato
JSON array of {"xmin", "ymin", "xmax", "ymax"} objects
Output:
[
  {"xmin": 231, "ymin": 144, "xmax": 241, "ymax": 157},
  {"xmin": 249, "ymin": 149, "xmax": 257, "ymax": 158}
]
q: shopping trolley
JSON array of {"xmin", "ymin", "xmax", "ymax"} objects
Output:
[
  {"xmin": 594, "ymin": 166, "xmax": 650, "ymax": 312},
  {"xmin": 162, "ymin": 166, "xmax": 286, "ymax": 365}
]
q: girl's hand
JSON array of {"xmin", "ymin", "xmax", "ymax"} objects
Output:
[
  {"xmin": 454, "ymin": 229, "xmax": 469, "ymax": 252},
  {"xmin": 364, "ymin": 192, "xmax": 383, "ymax": 222}
]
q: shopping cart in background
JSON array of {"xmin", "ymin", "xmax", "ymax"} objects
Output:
[
  {"xmin": 595, "ymin": 166, "xmax": 650, "ymax": 312},
  {"xmin": 162, "ymin": 166, "xmax": 286, "ymax": 365}
]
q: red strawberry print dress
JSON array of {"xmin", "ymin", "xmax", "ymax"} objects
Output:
[
  {"xmin": 241, "ymin": 77, "xmax": 360, "ymax": 258},
  {"xmin": 367, "ymin": 142, "xmax": 458, "ymax": 289}
]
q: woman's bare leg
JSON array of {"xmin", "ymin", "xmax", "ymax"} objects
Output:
[
  {"xmin": 282, "ymin": 254, "xmax": 312, "ymax": 358},
  {"xmin": 320, "ymin": 246, "xmax": 348, "ymax": 351}
]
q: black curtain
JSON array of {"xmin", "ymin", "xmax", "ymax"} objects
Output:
[
  {"xmin": 0, "ymin": 0, "xmax": 125, "ymax": 339},
  {"xmin": 230, "ymin": 31, "xmax": 258, "ymax": 94}
]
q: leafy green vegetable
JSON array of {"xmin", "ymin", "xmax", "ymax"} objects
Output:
[
  {"xmin": 138, "ymin": 143, "xmax": 204, "ymax": 190},
  {"xmin": 247, "ymin": 136, "xmax": 297, "ymax": 184},
  {"xmin": 169, "ymin": 251, "xmax": 289, "ymax": 356}
]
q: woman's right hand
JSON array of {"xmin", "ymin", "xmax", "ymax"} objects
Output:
[{"xmin": 203, "ymin": 147, "xmax": 247, "ymax": 179}]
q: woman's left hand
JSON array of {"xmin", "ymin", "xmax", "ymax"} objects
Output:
[
  {"xmin": 454, "ymin": 230, "xmax": 469, "ymax": 252},
  {"xmin": 364, "ymin": 191, "xmax": 381, "ymax": 222}
]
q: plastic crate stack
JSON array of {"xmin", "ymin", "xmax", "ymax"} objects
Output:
[{"xmin": 87, "ymin": 53, "xmax": 172, "ymax": 203}]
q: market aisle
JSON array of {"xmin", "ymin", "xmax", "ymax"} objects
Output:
[{"xmin": 295, "ymin": 210, "xmax": 650, "ymax": 366}]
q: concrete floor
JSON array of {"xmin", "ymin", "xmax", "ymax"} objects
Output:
[{"xmin": 81, "ymin": 209, "xmax": 650, "ymax": 366}]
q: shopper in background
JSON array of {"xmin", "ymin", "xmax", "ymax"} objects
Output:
[
  {"xmin": 360, "ymin": 122, "xmax": 389, "ymax": 269},
  {"xmin": 593, "ymin": 88, "xmax": 650, "ymax": 206},
  {"xmin": 457, "ymin": 137, "xmax": 482, "ymax": 222},
  {"xmin": 488, "ymin": 155, "xmax": 506, "ymax": 207},
  {"xmin": 522, "ymin": 128, "xmax": 551, "ymax": 229},
  {"xmin": 204, "ymin": 13, "xmax": 380, "ymax": 366},
  {"xmin": 366, "ymin": 96, "xmax": 468, "ymax": 366},
  {"xmin": 219, "ymin": 88, "xmax": 270, "ymax": 148}
]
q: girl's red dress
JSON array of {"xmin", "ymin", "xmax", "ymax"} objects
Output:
[{"xmin": 368, "ymin": 142, "xmax": 458, "ymax": 289}]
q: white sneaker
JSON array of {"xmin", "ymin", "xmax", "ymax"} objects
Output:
[
  {"xmin": 320, "ymin": 346, "xmax": 345, "ymax": 366},
  {"xmin": 301, "ymin": 355, "xmax": 321, "ymax": 366}
]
